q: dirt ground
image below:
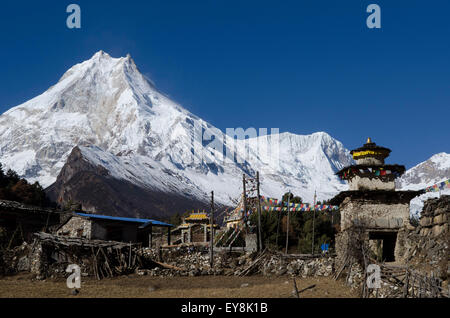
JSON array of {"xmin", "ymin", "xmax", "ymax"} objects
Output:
[{"xmin": 0, "ymin": 273, "xmax": 358, "ymax": 298}]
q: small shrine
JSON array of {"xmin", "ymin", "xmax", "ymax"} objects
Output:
[
  {"xmin": 330, "ymin": 138, "xmax": 422, "ymax": 263},
  {"xmin": 179, "ymin": 210, "xmax": 218, "ymax": 244},
  {"xmin": 184, "ymin": 210, "xmax": 209, "ymax": 224},
  {"xmin": 224, "ymin": 196, "xmax": 245, "ymax": 229},
  {"xmin": 338, "ymin": 137, "xmax": 406, "ymax": 191}
]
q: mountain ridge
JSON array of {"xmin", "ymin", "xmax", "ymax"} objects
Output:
[
  {"xmin": 396, "ymin": 152, "xmax": 450, "ymax": 218},
  {"xmin": 0, "ymin": 51, "xmax": 446, "ymax": 217}
]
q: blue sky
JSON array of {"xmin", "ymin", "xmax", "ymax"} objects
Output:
[{"xmin": 0, "ymin": 0, "xmax": 448, "ymax": 168}]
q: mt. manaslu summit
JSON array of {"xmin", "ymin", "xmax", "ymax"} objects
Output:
[{"xmin": 1, "ymin": 51, "xmax": 357, "ymax": 217}]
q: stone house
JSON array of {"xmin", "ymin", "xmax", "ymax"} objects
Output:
[
  {"xmin": 0, "ymin": 200, "xmax": 61, "ymax": 247},
  {"xmin": 56, "ymin": 212, "xmax": 173, "ymax": 246}
]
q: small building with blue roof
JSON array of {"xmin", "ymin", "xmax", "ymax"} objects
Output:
[{"xmin": 56, "ymin": 211, "xmax": 173, "ymax": 246}]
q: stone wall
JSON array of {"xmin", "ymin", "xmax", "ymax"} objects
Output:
[
  {"xmin": 402, "ymin": 195, "xmax": 449, "ymax": 283},
  {"xmin": 349, "ymin": 176, "xmax": 395, "ymax": 191},
  {"xmin": 137, "ymin": 246, "xmax": 335, "ymax": 278},
  {"xmin": 393, "ymin": 228, "xmax": 409, "ymax": 262},
  {"xmin": 336, "ymin": 196, "xmax": 410, "ymax": 267},
  {"xmin": 56, "ymin": 216, "xmax": 92, "ymax": 239},
  {"xmin": 181, "ymin": 227, "xmax": 191, "ymax": 243},
  {"xmin": 56, "ymin": 216, "xmax": 140, "ymax": 242},
  {"xmin": 335, "ymin": 226, "xmax": 369, "ymax": 270},
  {"xmin": 180, "ymin": 224, "xmax": 208, "ymax": 243},
  {"xmin": 245, "ymin": 233, "xmax": 257, "ymax": 253},
  {"xmin": 355, "ymin": 157, "xmax": 384, "ymax": 165},
  {"xmin": 418, "ymin": 196, "xmax": 449, "ymax": 237},
  {"xmin": 340, "ymin": 197, "xmax": 408, "ymax": 231}
]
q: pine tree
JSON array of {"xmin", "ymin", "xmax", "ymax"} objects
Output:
[
  {"xmin": 252, "ymin": 192, "xmax": 340, "ymax": 253},
  {"xmin": 0, "ymin": 166, "xmax": 54, "ymax": 207}
]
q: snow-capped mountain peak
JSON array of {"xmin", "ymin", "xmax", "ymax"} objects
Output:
[
  {"xmin": 1, "ymin": 51, "xmax": 355, "ymax": 212},
  {"xmin": 397, "ymin": 152, "xmax": 450, "ymax": 218},
  {"xmin": 397, "ymin": 152, "xmax": 450, "ymax": 190}
]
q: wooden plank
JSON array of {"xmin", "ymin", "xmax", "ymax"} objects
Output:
[
  {"xmin": 292, "ymin": 278, "xmax": 300, "ymax": 298},
  {"xmin": 153, "ymin": 261, "xmax": 183, "ymax": 271},
  {"xmin": 239, "ymin": 250, "xmax": 267, "ymax": 277},
  {"xmin": 128, "ymin": 242, "xmax": 132, "ymax": 268},
  {"xmin": 334, "ymin": 255, "xmax": 349, "ymax": 281},
  {"xmin": 402, "ymin": 269, "xmax": 409, "ymax": 298},
  {"xmin": 298, "ymin": 284, "xmax": 316, "ymax": 294},
  {"xmin": 99, "ymin": 247, "xmax": 114, "ymax": 277}
]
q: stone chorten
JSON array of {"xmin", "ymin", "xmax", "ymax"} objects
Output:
[
  {"xmin": 338, "ymin": 137, "xmax": 406, "ymax": 191},
  {"xmin": 331, "ymin": 138, "xmax": 422, "ymax": 263}
]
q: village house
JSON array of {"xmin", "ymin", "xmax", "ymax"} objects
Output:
[
  {"xmin": 56, "ymin": 212, "xmax": 173, "ymax": 247},
  {"xmin": 0, "ymin": 199, "xmax": 61, "ymax": 247}
]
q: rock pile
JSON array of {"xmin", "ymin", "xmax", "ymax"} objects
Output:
[
  {"xmin": 138, "ymin": 246, "xmax": 227, "ymax": 276},
  {"xmin": 260, "ymin": 256, "xmax": 334, "ymax": 277},
  {"xmin": 1, "ymin": 241, "xmax": 33, "ymax": 275},
  {"xmin": 137, "ymin": 246, "xmax": 336, "ymax": 278},
  {"xmin": 2, "ymin": 236, "xmax": 338, "ymax": 280},
  {"xmin": 345, "ymin": 263, "xmax": 365, "ymax": 291}
]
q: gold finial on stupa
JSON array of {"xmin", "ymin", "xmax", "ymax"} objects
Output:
[{"xmin": 367, "ymin": 137, "xmax": 372, "ymax": 144}]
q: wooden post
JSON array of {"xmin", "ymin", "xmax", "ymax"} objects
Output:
[
  {"xmin": 276, "ymin": 198, "xmax": 282, "ymax": 247},
  {"xmin": 311, "ymin": 190, "xmax": 317, "ymax": 255},
  {"xmin": 128, "ymin": 241, "xmax": 132, "ymax": 268},
  {"xmin": 285, "ymin": 191, "xmax": 290, "ymax": 254},
  {"xmin": 167, "ymin": 227, "xmax": 171, "ymax": 246},
  {"xmin": 256, "ymin": 171, "xmax": 263, "ymax": 252},
  {"xmin": 292, "ymin": 277, "xmax": 300, "ymax": 298},
  {"xmin": 403, "ymin": 268, "xmax": 409, "ymax": 298},
  {"xmin": 7, "ymin": 224, "xmax": 20, "ymax": 250},
  {"xmin": 148, "ymin": 224, "xmax": 153, "ymax": 248},
  {"xmin": 410, "ymin": 273, "xmax": 415, "ymax": 297},
  {"xmin": 419, "ymin": 276, "xmax": 423, "ymax": 298},
  {"xmin": 242, "ymin": 174, "xmax": 247, "ymax": 226},
  {"xmin": 210, "ymin": 191, "xmax": 214, "ymax": 267}
]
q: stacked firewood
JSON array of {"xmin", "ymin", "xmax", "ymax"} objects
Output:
[{"xmin": 33, "ymin": 232, "xmax": 152, "ymax": 279}]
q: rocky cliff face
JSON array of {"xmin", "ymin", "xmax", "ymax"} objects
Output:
[{"xmin": 45, "ymin": 147, "xmax": 210, "ymax": 218}]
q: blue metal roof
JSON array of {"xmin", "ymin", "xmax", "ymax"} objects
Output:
[{"xmin": 75, "ymin": 212, "xmax": 173, "ymax": 227}]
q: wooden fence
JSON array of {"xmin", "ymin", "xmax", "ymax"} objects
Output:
[{"xmin": 363, "ymin": 263, "xmax": 449, "ymax": 298}]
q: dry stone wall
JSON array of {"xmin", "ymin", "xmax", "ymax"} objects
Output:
[
  {"xmin": 349, "ymin": 176, "xmax": 395, "ymax": 191},
  {"xmin": 57, "ymin": 216, "xmax": 92, "ymax": 239},
  {"xmin": 340, "ymin": 198, "xmax": 408, "ymax": 231},
  {"xmin": 403, "ymin": 195, "xmax": 449, "ymax": 284},
  {"xmin": 418, "ymin": 196, "xmax": 449, "ymax": 237}
]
